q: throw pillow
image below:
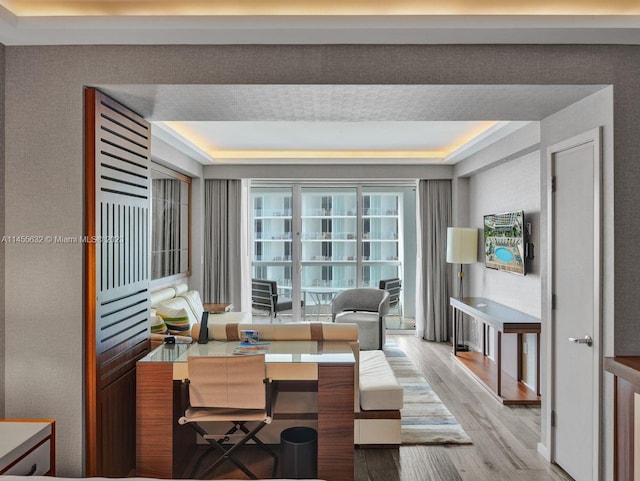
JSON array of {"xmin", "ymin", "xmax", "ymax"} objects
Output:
[
  {"xmin": 157, "ymin": 304, "xmax": 191, "ymax": 336},
  {"xmin": 150, "ymin": 315, "xmax": 168, "ymax": 335}
]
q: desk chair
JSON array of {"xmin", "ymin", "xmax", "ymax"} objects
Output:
[
  {"xmin": 251, "ymin": 278, "xmax": 293, "ymax": 322},
  {"xmin": 178, "ymin": 355, "xmax": 278, "ymax": 480},
  {"xmin": 332, "ymin": 288, "xmax": 390, "ymax": 350},
  {"xmin": 379, "ymin": 278, "xmax": 402, "ymax": 320}
]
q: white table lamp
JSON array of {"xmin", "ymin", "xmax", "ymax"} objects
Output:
[{"xmin": 446, "ymin": 227, "xmax": 478, "ymax": 351}]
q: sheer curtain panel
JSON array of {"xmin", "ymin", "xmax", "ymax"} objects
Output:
[
  {"xmin": 415, "ymin": 180, "xmax": 452, "ymax": 341},
  {"xmin": 204, "ymin": 179, "xmax": 243, "ymax": 308}
]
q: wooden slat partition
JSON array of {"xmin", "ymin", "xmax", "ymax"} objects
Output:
[{"xmin": 85, "ymin": 88, "xmax": 151, "ymax": 477}]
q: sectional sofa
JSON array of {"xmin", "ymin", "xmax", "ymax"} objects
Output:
[
  {"xmin": 148, "ymin": 283, "xmax": 403, "ymax": 446},
  {"xmin": 191, "ymin": 320, "xmax": 403, "ymax": 446},
  {"xmin": 149, "ymin": 283, "xmax": 250, "ymax": 347}
]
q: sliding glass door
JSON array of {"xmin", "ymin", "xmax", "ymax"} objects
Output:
[
  {"xmin": 251, "ymin": 184, "xmax": 404, "ymax": 321},
  {"xmin": 361, "ymin": 187, "xmax": 402, "ymax": 287},
  {"xmin": 301, "ymin": 187, "xmax": 358, "ymax": 320},
  {"xmin": 251, "ymin": 187, "xmax": 293, "ymax": 303}
]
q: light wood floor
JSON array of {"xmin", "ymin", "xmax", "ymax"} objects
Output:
[
  {"xmin": 363, "ymin": 334, "xmax": 573, "ymax": 481},
  {"xmin": 186, "ymin": 333, "xmax": 573, "ymax": 480}
]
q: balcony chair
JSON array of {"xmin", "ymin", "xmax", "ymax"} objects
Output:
[
  {"xmin": 379, "ymin": 277, "xmax": 402, "ymax": 320},
  {"xmin": 331, "ymin": 287, "xmax": 390, "ymax": 350},
  {"xmin": 251, "ymin": 279, "xmax": 293, "ymax": 322},
  {"xmin": 178, "ymin": 355, "xmax": 278, "ymax": 480}
]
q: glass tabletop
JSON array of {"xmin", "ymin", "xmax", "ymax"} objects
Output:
[{"xmin": 140, "ymin": 339, "xmax": 356, "ymax": 365}]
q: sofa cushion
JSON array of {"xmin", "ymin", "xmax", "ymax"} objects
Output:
[
  {"xmin": 194, "ymin": 321, "xmax": 359, "ymax": 343},
  {"xmin": 359, "ymin": 350, "xmax": 403, "ymax": 410},
  {"xmin": 335, "ymin": 312, "xmax": 381, "ymax": 350},
  {"xmin": 173, "ymin": 283, "xmax": 189, "ymax": 296},
  {"xmin": 180, "ymin": 290, "xmax": 205, "ymax": 323},
  {"xmin": 150, "ymin": 287, "xmax": 176, "ymax": 308}
]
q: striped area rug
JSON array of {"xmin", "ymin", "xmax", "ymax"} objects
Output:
[{"xmin": 384, "ymin": 343, "xmax": 473, "ymax": 445}]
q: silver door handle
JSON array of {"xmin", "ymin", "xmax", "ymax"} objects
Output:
[{"xmin": 568, "ymin": 335, "xmax": 593, "ymax": 347}]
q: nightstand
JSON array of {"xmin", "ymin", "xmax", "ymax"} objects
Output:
[{"xmin": 0, "ymin": 420, "xmax": 55, "ymax": 476}]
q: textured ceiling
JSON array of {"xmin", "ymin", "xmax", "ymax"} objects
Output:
[
  {"xmin": 99, "ymin": 83, "xmax": 606, "ymax": 163},
  {"xmin": 100, "ymin": 84, "xmax": 605, "ymax": 122}
]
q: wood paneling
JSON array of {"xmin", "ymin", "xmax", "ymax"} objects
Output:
[
  {"xmin": 135, "ymin": 364, "xmax": 199, "ymax": 478},
  {"xmin": 85, "ymin": 88, "xmax": 151, "ymax": 476},
  {"xmin": 615, "ymin": 377, "xmax": 636, "ymax": 481},
  {"xmin": 318, "ymin": 364, "xmax": 354, "ymax": 481},
  {"xmin": 100, "ymin": 370, "xmax": 137, "ymax": 477},
  {"xmin": 606, "ymin": 357, "xmax": 640, "ymax": 481}
]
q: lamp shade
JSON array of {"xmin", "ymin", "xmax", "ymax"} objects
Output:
[{"xmin": 446, "ymin": 227, "xmax": 478, "ymax": 264}]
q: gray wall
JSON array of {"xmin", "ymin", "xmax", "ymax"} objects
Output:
[
  {"xmin": 453, "ymin": 123, "xmax": 541, "ymax": 388},
  {"xmin": 465, "ymin": 151, "xmax": 541, "ymax": 390},
  {"xmin": 2, "ymin": 45, "xmax": 638, "ymax": 475},
  {"xmin": 466, "ymin": 151, "xmax": 541, "ymax": 317},
  {"xmin": 0, "ymin": 42, "xmax": 5, "ymax": 418}
]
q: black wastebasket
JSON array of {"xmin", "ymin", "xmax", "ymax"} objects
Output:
[{"xmin": 280, "ymin": 427, "xmax": 318, "ymax": 479}]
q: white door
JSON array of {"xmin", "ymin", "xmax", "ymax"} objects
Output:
[{"xmin": 550, "ymin": 129, "xmax": 601, "ymax": 481}]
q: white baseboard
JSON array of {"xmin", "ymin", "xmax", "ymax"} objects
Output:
[{"xmin": 537, "ymin": 442, "xmax": 550, "ymax": 460}]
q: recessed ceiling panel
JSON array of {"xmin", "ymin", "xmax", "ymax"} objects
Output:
[{"xmin": 161, "ymin": 120, "xmax": 495, "ymax": 152}]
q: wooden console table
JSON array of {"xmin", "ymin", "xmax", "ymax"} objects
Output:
[{"xmin": 450, "ymin": 297, "xmax": 541, "ymax": 405}]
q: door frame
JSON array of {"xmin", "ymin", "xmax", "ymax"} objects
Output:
[{"xmin": 544, "ymin": 127, "xmax": 602, "ymax": 480}]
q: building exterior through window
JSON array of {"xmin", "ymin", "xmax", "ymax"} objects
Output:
[{"xmin": 251, "ymin": 183, "xmax": 414, "ymax": 322}]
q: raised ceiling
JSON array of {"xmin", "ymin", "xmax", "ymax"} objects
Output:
[{"xmin": 99, "ymin": 84, "xmax": 606, "ymax": 164}]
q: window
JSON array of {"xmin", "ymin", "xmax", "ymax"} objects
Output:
[
  {"xmin": 150, "ymin": 164, "xmax": 191, "ymax": 280},
  {"xmin": 251, "ymin": 184, "xmax": 412, "ymax": 319}
]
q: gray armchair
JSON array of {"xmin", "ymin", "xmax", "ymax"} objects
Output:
[{"xmin": 331, "ymin": 288, "xmax": 390, "ymax": 350}]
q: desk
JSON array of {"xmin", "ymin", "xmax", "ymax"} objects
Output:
[
  {"xmin": 136, "ymin": 340, "xmax": 355, "ymax": 481},
  {"xmin": 450, "ymin": 297, "xmax": 541, "ymax": 405}
]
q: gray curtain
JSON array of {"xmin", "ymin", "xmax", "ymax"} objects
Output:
[
  {"xmin": 204, "ymin": 179, "xmax": 242, "ymax": 308},
  {"xmin": 415, "ymin": 180, "xmax": 452, "ymax": 342}
]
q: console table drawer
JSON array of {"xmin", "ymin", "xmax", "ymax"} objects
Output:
[
  {"xmin": 0, "ymin": 420, "xmax": 55, "ymax": 476},
  {"xmin": 3, "ymin": 439, "xmax": 51, "ymax": 476}
]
